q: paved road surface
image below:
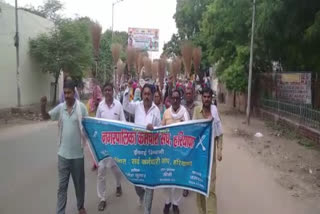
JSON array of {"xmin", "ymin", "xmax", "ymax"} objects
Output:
[{"xmin": 0, "ymin": 120, "xmax": 318, "ymax": 214}]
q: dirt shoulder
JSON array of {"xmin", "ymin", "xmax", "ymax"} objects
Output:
[
  {"xmin": 219, "ymin": 104, "xmax": 320, "ymax": 201},
  {"xmin": 0, "ymin": 104, "xmax": 43, "ymax": 129}
]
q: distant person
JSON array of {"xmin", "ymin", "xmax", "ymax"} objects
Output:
[
  {"xmin": 133, "ymin": 88, "xmax": 142, "ymax": 102},
  {"xmin": 185, "ymin": 87, "xmax": 197, "ymax": 119},
  {"xmin": 192, "ymin": 87, "xmax": 223, "ymax": 214},
  {"xmin": 154, "ymin": 90, "xmax": 165, "ymax": 119},
  {"xmin": 181, "ymin": 86, "xmax": 198, "ymax": 198},
  {"xmin": 40, "ymin": 80, "xmax": 88, "ymax": 214},
  {"xmin": 87, "ymin": 79, "xmax": 102, "ymax": 117},
  {"xmin": 85, "ymin": 79, "xmax": 102, "ymax": 171},
  {"xmin": 165, "ymin": 96, "xmax": 171, "ymax": 109}
]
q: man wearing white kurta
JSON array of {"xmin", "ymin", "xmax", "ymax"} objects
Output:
[
  {"xmin": 161, "ymin": 89, "xmax": 190, "ymax": 214},
  {"xmin": 123, "ymin": 84, "xmax": 161, "ymax": 214},
  {"xmin": 95, "ymin": 82, "xmax": 126, "ymax": 211}
]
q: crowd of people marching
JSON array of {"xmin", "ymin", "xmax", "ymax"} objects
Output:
[{"xmin": 40, "ymin": 73, "xmax": 223, "ymax": 214}]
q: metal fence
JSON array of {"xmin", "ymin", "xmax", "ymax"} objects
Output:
[{"xmin": 261, "ymin": 98, "xmax": 320, "ymax": 130}]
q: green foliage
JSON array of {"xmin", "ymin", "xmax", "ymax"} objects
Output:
[
  {"xmin": 95, "ymin": 30, "xmax": 128, "ymax": 84},
  {"xmin": 21, "ymin": 0, "xmax": 63, "ymax": 22},
  {"xmin": 172, "ymin": 0, "xmax": 320, "ymax": 92},
  {"xmin": 256, "ymin": 0, "xmax": 320, "ymax": 71},
  {"xmin": 162, "ymin": 34, "xmax": 181, "ymax": 58},
  {"xmin": 220, "ymin": 46, "xmax": 249, "ymax": 92},
  {"xmin": 174, "ymin": 0, "xmax": 212, "ymax": 39},
  {"xmin": 199, "ymin": 0, "xmax": 252, "ymax": 91},
  {"xmin": 29, "ymin": 19, "xmax": 93, "ymax": 102}
]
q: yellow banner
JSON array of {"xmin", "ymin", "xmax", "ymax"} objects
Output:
[{"xmin": 281, "ymin": 74, "xmax": 300, "ymax": 83}]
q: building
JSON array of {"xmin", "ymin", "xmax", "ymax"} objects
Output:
[{"xmin": 0, "ymin": 2, "xmax": 62, "ymax": 109}]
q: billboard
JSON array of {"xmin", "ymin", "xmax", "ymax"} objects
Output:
[
  {"xmin": 128, "ymin": 27, "xmax": 159, "ymax": 52},
  {"xmin": 276, "ymin": 73, "xmax": 312, "ymax": 104}
]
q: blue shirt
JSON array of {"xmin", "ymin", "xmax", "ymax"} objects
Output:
[{"xmin": 49, "ymin": 101, "xmax": 88, "ymax": 159}]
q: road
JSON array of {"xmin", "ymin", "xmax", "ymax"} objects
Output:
[{"xmin": 0, "ymin": 118, "xmax": 318, "ymax": 214}]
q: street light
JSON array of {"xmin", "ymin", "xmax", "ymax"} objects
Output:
[
  {"xmin": 246, "ymin": 0, "xmax": 256, "ymax": 125},
  {"xmin": 112, "ymin": 0, "xmax": 124, "ymax": 40},
  {"xmin": 111, "ymin": 0, "xmax": 124, "ymax": 92}
]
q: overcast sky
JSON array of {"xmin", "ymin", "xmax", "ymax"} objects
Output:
[{"xmin": 5, "ymin": 0, "xmax": 177, "ymax": 58}]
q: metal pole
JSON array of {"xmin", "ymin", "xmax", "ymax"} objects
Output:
[
  {"xmin": 111, "ymin": 0, "xmax": 124, "ymax": 94},
  {"xmin": 111, "ymin": 3, "xmax": 114, "ymax": 38},
  {"xmin": 112, "ymin": 2, "xmax": 116, "ymax": 89},
  {"xmin": 246, "ymin": 0, "xmax": 256, "ymax": 125},
  {"xmin": 15, "ymin": 0, "xmax": 21, "ymax": 107}
]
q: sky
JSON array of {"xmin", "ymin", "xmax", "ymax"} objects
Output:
[{"xmin": 5, "ymin": 0, "xmax": 178, "ymax": 58}]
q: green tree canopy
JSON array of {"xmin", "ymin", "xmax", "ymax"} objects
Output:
[
  {"xmin": 29, "ymin": 19, "xmax": 93, "ymax": 103},
  {"xmin": 95, "ymin": 30, "xmax": 128, "ymax": 84},
  {"xmin": 170, "ymin": 0, "xmax": 320, "ymax": 92}
]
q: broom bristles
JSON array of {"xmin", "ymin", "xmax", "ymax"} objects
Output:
[
  {"xmin": 91, "ymin": 22, "xmax": 102, "ymax": 58},
  {"xmin": 181, "ymin": 41, "xmax": 193, "ymax": 78},
  {"xmin": 152, "ymin": 60, "xmax": 159, "ymax": 81},
  {"xmin": 111, "ymin": 43, "xmax": 122, "ymax": 65},
  {"xmin": 126, "ymin": 47, "xmax": 136, "ymax": 72},
  {"xmin": 193, "ymin": 47, "xmax": 202, "ymax": 76},
  {"xmin": 158, "ymin": 57, "xmax": 167, "ymax": 90},
  {"xmin": 143, "ymin": 57, "xmax": 152, "ymax": 78}
]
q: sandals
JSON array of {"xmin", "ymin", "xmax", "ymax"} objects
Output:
[
  {"xmin": 183, "ymin": 190, "xmax": 189, "ymax": 197},
  {"xmin": 98, "ymin": 200, "xmax": 106, "ymax": 211},
  {"xmin": 116, "ymin": 186, "xmax": 122, "ymax": 197}
]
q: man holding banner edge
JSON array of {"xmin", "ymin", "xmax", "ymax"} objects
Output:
[
  {"xmin": 193, "ymin": 87, "xmax": 223, "ymax": 214},
  {"xmin": 95, "ymin": 82, "xmax": 126, "ymax": 211},
  {"xmin": 123, "ymin": 83, "xmax": 161, "ymax": 214},
  {"xmin": 40, "ymin": 80, "xmax": 88, "ymax": 214},
  {"xmin": 161, "ymin": 89, "xmax": 190, "ymax": 214},
  {"xmin": 82, "ymin": 85, "xmax": 218, "ymax": 214}
]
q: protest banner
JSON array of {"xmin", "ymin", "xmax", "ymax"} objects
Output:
[{"xmin": 82, "ymin": 118, "xmax": 214, "ymax": 196}]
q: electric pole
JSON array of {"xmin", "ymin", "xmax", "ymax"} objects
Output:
[
  {"xmin": 15, "ymin": 0, "xmax": 21, "ymax": 107},
  {"xmin": 246, "ymin": 0, "xmax": 256, "ymax": 125}
]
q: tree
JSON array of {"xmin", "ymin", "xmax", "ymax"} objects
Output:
[
  {"xmin": 29, "ymin": 20, "xmax": 93, "ymax": 104},
  {"xmin": 173, "ymin": 0, "xmax": 320, "ymax": 94},
  {"xmin": 21, "ymin": 0, "xmax": 63, "ymax": 23},
  {"xmin": 256, "ymin": 0, "xmax": 320, "ymax": 72},
  {"xmin": 174, "ymin": 0, "xmax": 212, "ymax": 40},
  {"xmin": 96, "ymin": 30, "xmax": 128, "ymax": 84},
  {"xmin": 162, "ymin": 34, "xmax": 182, "ymax": 58},
  {"xmin": 165, "ymin": 0, "xmax": 213, "ymax": 67},
  {"xmin": 199, "ymin": 0, "xmax": 253, "ymax": 91}
]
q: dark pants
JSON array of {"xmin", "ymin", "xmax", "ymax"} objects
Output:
[{"xmin": 56, "ymin": 156, "xmax": 85, "ymax": 214}]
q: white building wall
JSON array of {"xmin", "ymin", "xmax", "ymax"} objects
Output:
[{"xmin": 0, "ymin": 3, "xmax": 60, "ymax": 109}]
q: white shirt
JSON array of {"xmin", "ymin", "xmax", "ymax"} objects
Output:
[
  {"xmin": 96, "ymin": 99, "xmax": 126, "ymax": 122},
  {"xmin": 123, "ymin": 89, "xmax": 161, "ymax": 127},
  {"xmin": 211, "ymin": 105, "xmax": 223, "ymax": 138}
]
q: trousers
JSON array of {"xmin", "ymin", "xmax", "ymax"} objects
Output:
[
  {"xmin": 163, "ymin": 188, "xmax": 183, "ymax": 206},
  {"xmin": 97, "ymin": 158, "xmax": 122, "ymax": 201},
  {"xmin": 56, "ymin": 156, "xmax": 85, "ymax": 214},
  {"xmin": 135, "ymin": 186, "xmax": 154, "ymax": 214}
]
